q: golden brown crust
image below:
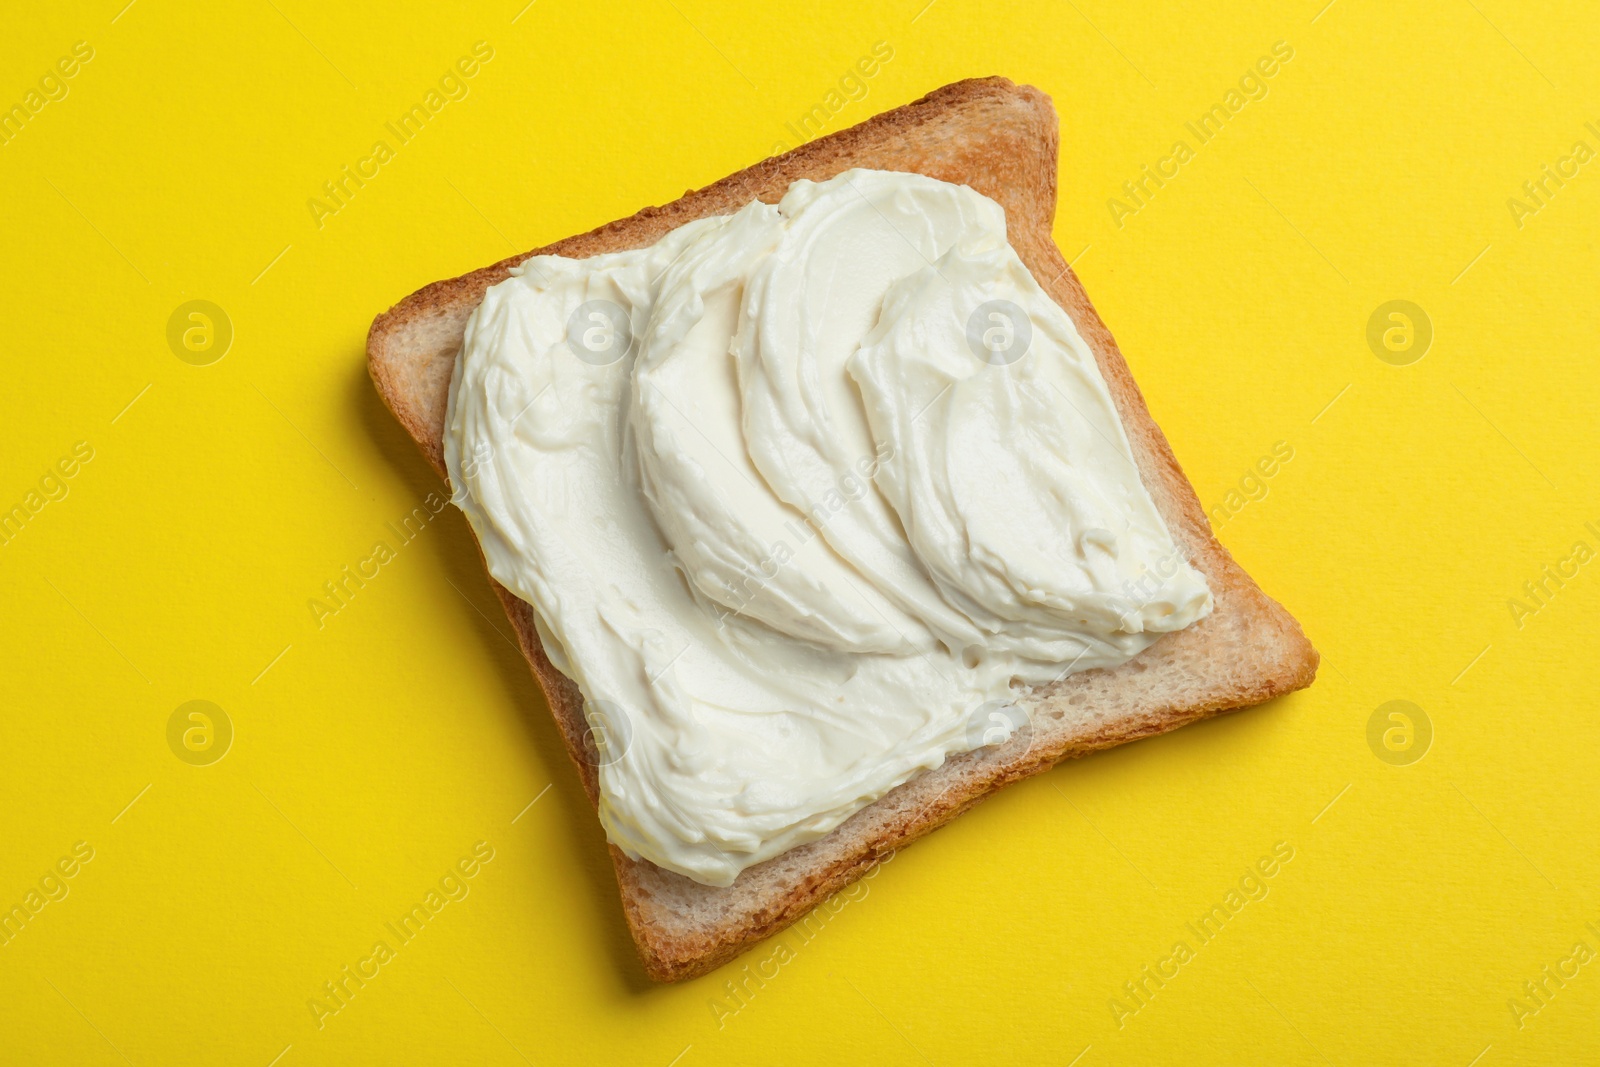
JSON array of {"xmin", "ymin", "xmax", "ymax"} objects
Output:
[{"xmin": 366, "ymin": 76, "xmax": 1318, "ymax": 982}]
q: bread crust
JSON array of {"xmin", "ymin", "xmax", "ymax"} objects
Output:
[{"xmin": 367, "ymin": 76, "xmax": 1318, "ymax": 982}]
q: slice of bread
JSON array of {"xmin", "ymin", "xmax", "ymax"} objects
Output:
[{"xmin": 367, "ymin": 77, "xmax": 1318, "ymax": 982}]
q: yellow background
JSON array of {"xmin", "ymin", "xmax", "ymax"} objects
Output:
[{"xmin": 3, "ymin": 0, "xmax": 1597, "ymax": 1063}]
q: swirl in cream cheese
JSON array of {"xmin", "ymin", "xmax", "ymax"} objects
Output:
[{"xmin": 444, "ymin": 169, "xmax": 1211, "ymax": 886}]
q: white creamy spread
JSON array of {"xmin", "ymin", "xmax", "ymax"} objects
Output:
[{"xmin": 443, "ymin": 169, "xmax": 1212, "ymax": 886}]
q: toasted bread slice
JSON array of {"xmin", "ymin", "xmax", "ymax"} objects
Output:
[{"xmin": 367, "ymin": 76, "xmax": 1318, "ymax": 982}]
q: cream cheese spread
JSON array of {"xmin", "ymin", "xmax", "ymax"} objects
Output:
[{"xmin": 443, "ymin": 169, "xmax": 1212, "ymax": 886}]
